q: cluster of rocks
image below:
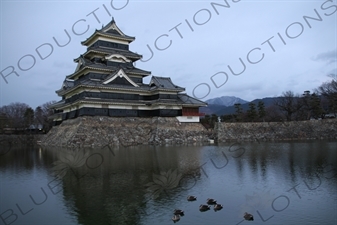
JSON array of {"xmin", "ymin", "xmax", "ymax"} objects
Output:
[
  {"xmin": 216, "ymin": 119, "xmax": 337, "ymax": 142},
  {"xmin": 41, "ymin": 116, "xmax": 211, "ymax": 148}
]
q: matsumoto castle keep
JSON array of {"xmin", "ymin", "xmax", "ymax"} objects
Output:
[{"xmin": 50, "ymin": 18, "xmax": 207, "ymax": 125}]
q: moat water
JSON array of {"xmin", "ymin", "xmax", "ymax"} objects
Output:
[{"xmin": 0, "ymin": 140, "xmax": 336, "ymax": 225}]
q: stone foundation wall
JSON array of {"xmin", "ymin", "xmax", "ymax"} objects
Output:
[
  {"xmin": 41, "ymin": 116, "xmax": 211, "ymax": 148},
  {"xmin": 216, "ymin": 119, "xmax": 337, "ymax": 142},
  {"xmin": 41, "ymin": 117, "xmax": 337, "ymax": 148}
]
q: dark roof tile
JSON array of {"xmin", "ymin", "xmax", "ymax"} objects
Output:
[{"xmin": 150, "ymin": 76, "xmax": 184, "ymax": 91}]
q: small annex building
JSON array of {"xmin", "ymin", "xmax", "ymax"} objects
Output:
[{"xmin": 50, "ymin": 17, "xmax": 206, "ymax": 125}]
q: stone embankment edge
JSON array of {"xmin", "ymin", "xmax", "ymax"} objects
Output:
[
  {"xmin": 215, "ymin": 119, "xmax": 337, "ymax": 143},
  {"xmin": 4, "ymin": 118, "xmax": 334, "ymax": 148}
]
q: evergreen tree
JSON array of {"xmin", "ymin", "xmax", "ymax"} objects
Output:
[
  {"xmin": 309, "ymin": 93, "xmax": 323, "ymax": 119},
  {"xmin": 257, "ymin": 101, "xmax": 266, "ymax": 122},
  {"xmin": 24, "ymin": 107, "xmax": 34, "ymax": 127},
  {"xmin": 247, "ymin": 102, "xmax": 257, "ymax": 122},
  {"xmin": 300, "ymin": 90, "xmax": 312, "ymax": 120},
  {"xmin": 299, "ymin": 91, "xmax": 324, "ymax": 120},
  {"xmin": 234, "ymin": 103, "xmax": 243, "ymax": 122}
]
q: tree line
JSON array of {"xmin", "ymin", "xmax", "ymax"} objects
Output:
[
  {"xmin": 0, "ymin": 101, "xmax": 56, "ymax": 134},
  {"xmin": 201, "ymin": 77, "xmax": 337, "ymax": 128},
  {"xmin": 1, "ymin": 77, "xmax": 336, "ymax": 132}
]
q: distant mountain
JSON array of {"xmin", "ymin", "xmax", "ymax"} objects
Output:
[
  {"xmin": 200, "ymin": 96, "xmax": 248, "ymax": 115},
  {"xmin": 214, "ymin": 97, "xmax": 279, "ymax": 115},
  {"xmin": 200, "ymin": 104, "xmax": 223, "ymax": 115},
  {"xmin": 205, "ymin": 96, "xmax": 248, "ymax": 106},
  {"xmin": 200, "ymin": 97, "xmax": 280, "ymax": 116}
]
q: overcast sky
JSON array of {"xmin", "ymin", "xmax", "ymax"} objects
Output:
[{"xmin": 1, "ymin": 0, "xmax": 336, "ymax": 109}]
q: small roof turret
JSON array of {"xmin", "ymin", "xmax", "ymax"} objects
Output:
[{"xmin": 81, "ymin": 17, "xmax": 135, "ymax": 46}]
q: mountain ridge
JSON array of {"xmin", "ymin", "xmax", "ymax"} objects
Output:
[
  {"xmin": 201, "ymin": 96, "xmax": 278, "ymax": 115},
  {"xmin": 205, "ymin": 96, "xmax": 248, "ymax": 106}
]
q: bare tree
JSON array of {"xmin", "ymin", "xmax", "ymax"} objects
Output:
[
  {"xmin": 274, "ymin": 91, "xmax": 302, "ymax": 121},
  {"xmin": 264, "ymin": 105, "xmax": 283, "ymax": 122},
  {"xmin": 37, "ymin": 100, "xmax": 57, "ymax": 132},
  {"xmin": 327, "ymin": 73, "xmax": 337, "ymax": 81},
  {"xmin": 0, "ymin": 102, "xmax": 30, "ymax": 128},
  {"xmin": 0, "ymin": 113, "xmax": 9, "ymax": 131},
  {"xmin": 34, "ymin": 106, "xmax": 44, "ymax": 125},
  {"xmin": 316, "ymin": 79, "xmax": 337, "ymax": 96},
  {"xmin": 316, "ymin": 78, "xmax": 337, "ymax": 116},
  {"xmin": 0, "ymin": 101, "xmax": 57, "ymax": 132}
]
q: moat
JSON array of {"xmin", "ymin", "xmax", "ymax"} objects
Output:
[{"xmin": 1, "ymin": 140, "xmax": 336, "ymax": 225}]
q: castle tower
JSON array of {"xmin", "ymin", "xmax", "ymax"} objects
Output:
[{"xmin": 50, "ymin": 18, "xmax": 206, "ymax": 125}]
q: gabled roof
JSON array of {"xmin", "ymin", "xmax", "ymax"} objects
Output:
[
  {"xmin": 55, "ymin": 79, "xmax": 153, "ymax": 96},
  {"xmin": 81, "ymin": 17, "xmax": 135, "ymax": 45},
  {"xmin": 150, "ymin": 76, "xmax": 185, "ymax": 91},
  {"xmin": 67, "ymin": 56, "xmax": 151, "ymax": 79},
  {"xmin": 102, "ymin": 69, "xmax": 139, "ymax": 87}
]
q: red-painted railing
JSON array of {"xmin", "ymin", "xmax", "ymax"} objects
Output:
[{"xmin": 182, "ymin": 112, "xmax": 205, "ymax": 116}]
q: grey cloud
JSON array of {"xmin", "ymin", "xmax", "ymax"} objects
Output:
[{"xmin": 313, "ymin": 49, "xmax": 337, "ymax": 64}]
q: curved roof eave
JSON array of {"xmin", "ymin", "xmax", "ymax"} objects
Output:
[
  {"xmin": 81, "ymin": 31, "xmax": 135, "ymax": 45},
  {"xmin": 66, "ymin": 66, "xmax": 112, "ymax": 79},
  {"xmin": 84, "ymin": 50, "xmax": 142, "ymax": 60}
]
